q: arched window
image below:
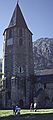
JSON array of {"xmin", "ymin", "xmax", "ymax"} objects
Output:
[
  {"xmin": 18, "ymin": 66, "xmax": 24, "ymax": 73},
  {"xmin": 29, "ymin": 42, "xmax": 30, "ymax": 46},
  {"xmin": 19, "ymin": 38, "xmax": 23, "ymax": 46},
  {"xmin": 19, "ymin": 28, "xmax": 22, "ymax": 36},
  {"xmin": 44, "ymin": 83, "xmax": 46, "ymax": 89},
  {"xmin": 20, "ymin": 67, "xmax": 21, "ymax": 73}
]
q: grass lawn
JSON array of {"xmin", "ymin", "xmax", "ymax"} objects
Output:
[{"xmin": 0, "ymin": 109, "xmax": 53, "ymax": 120}]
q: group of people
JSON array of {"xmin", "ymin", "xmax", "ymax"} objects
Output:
[
  {"xmin": 13, "ymin": 104, "xmax": 21, "ymax": 115},
  {"xmin": 30, "ymin": 102, "xmax": 37, "ymax": 112},
  {"xmin": 12, "ymin": 102, "xmax": 37, "ymax": 115}
]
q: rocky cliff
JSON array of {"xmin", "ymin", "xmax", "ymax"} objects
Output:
[{"xmin": 33, "ymin": 38, "xmax": 53, "ymax": 74}]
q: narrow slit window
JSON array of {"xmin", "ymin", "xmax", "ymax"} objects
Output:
[{"xmin": 20, "ymin": 67, "xmax": 21, "ymax": 73}]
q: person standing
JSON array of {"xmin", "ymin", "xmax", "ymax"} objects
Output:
[
  {"xmin": 12, "ymin": 103, "xmax": 16, "ymax": 115},
  {"xmin": 30, "ymin": 103, "xmax": 33, "ymax": 111},
  {"xmin": 34, "ymin": 102, "xmax": 37, "ymax": 112}
]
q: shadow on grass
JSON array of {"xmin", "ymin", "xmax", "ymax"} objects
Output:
[{"xmin": 0, "ymin": 113, "xmax": 53, "ymax": 120}]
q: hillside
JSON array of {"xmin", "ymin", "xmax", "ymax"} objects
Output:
[{"xmin": 33, "ymin": 38, "xmax": 53, "ymax": 74}]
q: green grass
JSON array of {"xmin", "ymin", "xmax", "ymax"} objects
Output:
[
  {"xmin": 0, "ymin": 109, "xmax": 53, "ymax": 120},
  {"xmin": 21, "ymin": 109, "xmax": 53, "ymax": 114},
  {"xmin": 0, "ymin": 110, "xmax": 13, "ymax": 117},
  {"xmin": 0, "ymin": 109, "xmax": 52, "ymax": 117}
]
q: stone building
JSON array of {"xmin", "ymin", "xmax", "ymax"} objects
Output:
[
  {"xmin": 3, "ymin": 3, "xmax": 34, "ymax": 108},
  {"xmin": 2, "ymin": 3, "xmax": 53, "ymax": 109}
]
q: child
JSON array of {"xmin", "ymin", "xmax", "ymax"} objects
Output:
[{"xmin": 15, "ymin": 105, "xmax": 21, "ymax": 114}]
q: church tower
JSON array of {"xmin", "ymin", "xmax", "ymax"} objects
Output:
[{"xmin": 3, "ymin": 3, "xmax": 34, "ymax": 108}]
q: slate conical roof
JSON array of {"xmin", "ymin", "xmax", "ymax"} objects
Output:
[
  {"xmin": 3, "ymin": 3, "xmax": 32, "ymax": 35},
  {"xmin": 8, "ymin": 2, "xmax": 27, "ymax": 28}
]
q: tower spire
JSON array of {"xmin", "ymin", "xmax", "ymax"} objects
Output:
[
  {"xmin": 8, "ymin": 0, "xmax": 27, "ymax": 28},
  {"xmin": 17, "ymin": 0, "xmax": 19, "ymax": 4}
]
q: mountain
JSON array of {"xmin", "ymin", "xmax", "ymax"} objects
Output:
[{"xmin": 33, "ymin": 38, "xmax": 53, "ymax": 74}]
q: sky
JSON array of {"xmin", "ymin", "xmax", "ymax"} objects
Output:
[{"xmin": 0, "ymin": 0, "xmax": 53, "ymax": 58}]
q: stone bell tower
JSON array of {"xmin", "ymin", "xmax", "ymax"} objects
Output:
[{"xmin": 3, "ymin": 3, "xmax": 34, "ymax": 108}]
